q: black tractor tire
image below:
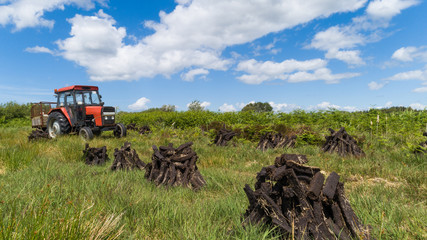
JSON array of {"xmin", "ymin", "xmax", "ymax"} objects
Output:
[
  {"xmin": 114, "ymin": 123, "xmax": 127, "ymax": 138},
  {"xmin": 79, "ymin": 127, "xmax": 94, "ymax": 140},
  {"xmin": 47, "ymin": 112, "xmax": 71, "ymax": 139}
]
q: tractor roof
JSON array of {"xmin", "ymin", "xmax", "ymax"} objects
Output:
[{"xmin": 54, "ymin": 85, "xmax": 98, "ymax": 93}]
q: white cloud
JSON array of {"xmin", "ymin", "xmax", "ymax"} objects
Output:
[
  {"xmin": 236, "ymin": 101, "xmax": 254, "ymax": 110},
  {"xmin": 0, "ymin": 0, "xmax": 106, "ymax": 31},
  {"xmin": 409, "ymin": 103, "xmax": 426, "ymax": 110},
  {"xmin": 386, "ymin": 66, "xmax": 427, "ymax": 81},
  {"xmin": 186, "ymin": 101, "xmax": 211, "ymax": 109},
  {"xmin": 368, "ymin": 81, "xmax": 388, "ymax": 90},
  {"xmin": 311, "ymin": 26, "xmax": 365, "ymax": 51},
  {"xmin": 309, "ymin": 0, "xmax": 419, "ymax": 65},
  {"xmin": 366, "ymin": 0, "xmax": 420, "ymax": 19},
  {"xmin": 391, "ymin": 46, "xmax": 427, "ymax": 62},
  {"xmin": 180, "ymin": 68, "xmax": 209, "ymax": 82},
  {"xmin": 128, "ymin": 97, "xmax": 150, "ymax": 111},
  {"xmin": 287, "ymin": 68, "xmax": 360, "ymax": 84},
  {"xmin": 175, "ymin": 0, "xmax": 192, "ymax": 5},
  {"xmin": 310, "ymin": 25, "xmax": 366, "ymax": 65},
  {"xmin": 412, "ymin": 87, "xmax": 427, "ymax": 93},
  {"xmin": 200, "ymin": 101, "xmax": 211, "ymax": 108},
  {"xmin": 325, "ymin": 49, "xmax": 365, "ymax": 65},
  {"xmin": 384, "ymin": 64, "xmax": 427, "ymax": 92},
  {"xmin": 317, "ymin": 101, "xmax": 340, "ymax": 109},
  {"xmin": 218, "ymin": 101, "xmax": 299, "ymax": 112},
  {"xmin": 268, "ymin": 102, "xmax": 300, "ymax": 112},
  {"xmin": 52, "ymin": 0, "xmax": 367, "ymax": 81},
  {"xmin": 385, "ymin": 101, "xmax": 393, "ymax": 107},
  {"xmin": 25, "ymin": 46, "xmax": 54, "ymax": 54},
  {"xmin": 218, "ymin": 103, "xmax": 236, "ymax": 112},
  {"xmin": 236, "ymin": 58, "xmax": 359, "ymax": 84},
  {"xmin": 308, "ymin": 101, "xmax": 358, "ymax": 111}
]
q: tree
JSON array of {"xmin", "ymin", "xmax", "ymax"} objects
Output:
[
  {"xmin": 160, "ymin": 104, "xmax": 176, "ymax": 112},
  {"xmin": 188, "ymin": 100, "xmax": 205, "ymax": 111},
  {"xmin": 241, "ymin": 102, "xmax": 273, "ymax": 113}
]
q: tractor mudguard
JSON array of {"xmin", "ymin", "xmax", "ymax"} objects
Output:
[{"xmin": 48, "ymin": 107, "xmax": 73, "ymax": 126}]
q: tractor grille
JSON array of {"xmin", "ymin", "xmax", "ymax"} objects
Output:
[
  {"xmin": 103, "ymin": 106, "xmax": 115, "ymax": 112},
  {"xmin": 102, "ymin": 106, "xmax": 115, "ymax": 125}
]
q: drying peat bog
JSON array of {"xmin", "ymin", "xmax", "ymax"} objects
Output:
[{"xmin": 0, "ymin": 109, "xmax": 426, "ymax": 239}]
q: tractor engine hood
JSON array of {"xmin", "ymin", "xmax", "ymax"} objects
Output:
[{"xmin": 85, "ymin": 106, "xmax": 115, "ymax": 127}]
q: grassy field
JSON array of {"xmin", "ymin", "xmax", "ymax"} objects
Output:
[{"xmin": 0, "ymin": 123, "xmax": 426, "ymax": 239}]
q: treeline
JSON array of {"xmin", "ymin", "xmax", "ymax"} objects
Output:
[
  {"xmin": 2, "ymin": 101, "xmax": 427, "ymax": 139},
  {"xmin": 118, "ymin": 108, "xmax": 427, "ymax": 137},
  {"xmin": 0, "ymin": 101, "xmax": 31, "ymax": 125}
]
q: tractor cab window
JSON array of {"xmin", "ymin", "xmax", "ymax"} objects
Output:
[
  {"xmin": 76, "ymin": 92, "xmax": 84, "ymax": 105},
  {"xmin": 57, "ymin": 93, "xmax": 65, "ymax": 107},
  {"xmin": 90, "ymin": 91, "xmax": 100, "ymax": 105},
  {"xmin": 66, "ymin": 93, "xmax": 75, "ymax": 106}
]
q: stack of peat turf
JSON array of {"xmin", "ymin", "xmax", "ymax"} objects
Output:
[
  {"xmin": 28, "ymin": 129, "xmax": 49, "ymax": 141},
  {"xmin": 126, "ymin": 123, "xmax": 138, "ymax": 131},
  {"xmin": 322, "ymin": 127, "xmax": 365, "ymax": 157},
  {"xmin": 145, "ymin": 142, "xmax": 206, "ymax": 190},
  {"xmin": 257, "ymin": 132, "xmax": 297, "ymax": 151},
  {"xmin": 274, "ymin": 153, "xmax": 308, "ymax": 165},
  {"xmin": 243, "ymin": 154, "xmax": 372, "ymax": 240},
  {"xmin": 110, "ymin": 142, "xmax": 146, "ymax": 171},
  {"xmin": 83, "ymin": 143, "xmax": 109, "ymax": 165},
  {"xmin": 138, "ymin": 125, "xmax": 152, "ymax": 135},
  {"xmin": 212, "ymin": 128, "xmax": 237, "ymax": 146}
]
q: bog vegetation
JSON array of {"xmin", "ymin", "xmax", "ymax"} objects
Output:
[{"xmin": 0, "ymin": 101, "xmax": 426, "ymax": 239}]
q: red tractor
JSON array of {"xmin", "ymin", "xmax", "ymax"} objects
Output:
[{"xmin": 31, "ymin": 85, "xmax": 126, "ymax": 140}]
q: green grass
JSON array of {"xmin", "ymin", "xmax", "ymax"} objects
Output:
[{"xmin": 0, "ymin": 126, "xmax": 426, "ymax": 239}]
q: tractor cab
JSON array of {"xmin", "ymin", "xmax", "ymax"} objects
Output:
[{"xmin": 31, "ymin": 85, "xmax": 126, "ymax": 140}]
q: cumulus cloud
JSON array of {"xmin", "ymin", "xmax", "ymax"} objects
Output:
[
  {"xmin": 392, "ymin": 46, "xmax": 427, "ymax": 62},
  {"xmin": 269, "ymin": 102, "xmax": 300, "ymax": 112},
  {"xmin": 181, "ymin": 68, "xmax": 209, "ymax": 82},
  {"xmin": 309, "ymin": 0, "xmax": 419, "ymax": 65},
  {"xmin": 236, "ymin": 58, "xmax": 359, "ymax": 84},
  {"xmin": 409, "ymin": 103, "xmax": 426, "ymax": 110},
  {"xmin": 385, "ymin": 47, "xmax": 427, "ymax": 91},
  {"xmin": 309, "ymin": 101, "xmax": 358, "ymax": 111},
  {"xmin": 413, "ymin": 87, "xmax": 427, "ymax": 93},
  {"xmin": 128, "ymin": 97, "xmax": 150, "ymax": 111},
  {"xmin": 186, "ymin": 101, "xmax": 211, "ymax": 109},
  {"xmin": 386, "ymin": 66, "xmax": 427, "ymax": 81},
  {"xmin": 49, "ymin": 0, "xmax": 367, "ymax": 81},
  {"xmin": 325, "ymin": 49, "xmax": 365, "ymax": 66},
  {"xmin": 218, "ymin": 103, "xmax": 236, "ymax": 112},
  {"xmin": 200, "ymin": 101, "xmax": 211, "ymax": 108},
  {"xmin": 218, "ymin": 101, "xmax": 299, "ymax": 112},
  {"xmin": 366, "ymin": 0, "xmax": 419, "ymax": 19},
  {"xmin": 310, "ymin": 25, "xmax": 366, "ymax": 65},
  {"xmin": 0, "ymin": 0, "xmax": 106, "ymax": 30},
  {"xmin": 368, "ymin": 81, "xmax": 388, "ymax": 90},
  {"xmin": 25, "ymin": 46, "xmax": 54, "ymax": 54}
]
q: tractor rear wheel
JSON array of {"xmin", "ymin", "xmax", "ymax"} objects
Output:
[
  {"xmin": 114, "ymin": 123, "xmax": 127, "ymax": 138},
  {"xmin": 79, "ymin": 127, "xmax": 94, "ymax": 140},
  {"xmin": 47, "ymin": 112, "xmax": 71, "ymax": 138}
]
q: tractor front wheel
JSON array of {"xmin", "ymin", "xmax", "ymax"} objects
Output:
[
  {"xmin": 47, "ymin": 112, "xmax": 71, "ymax": 138},
  {"xmin": 114, "ymin": 123, "xmax": 127, "ymax": 138},
  {"xmin": 79, "ymin": 127, "xmax": 94, "ymax": 140}
]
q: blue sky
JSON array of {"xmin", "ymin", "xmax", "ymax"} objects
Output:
[{"xmin": 0, "ymin": 0, "xmax": 426, "ymax": 112}]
